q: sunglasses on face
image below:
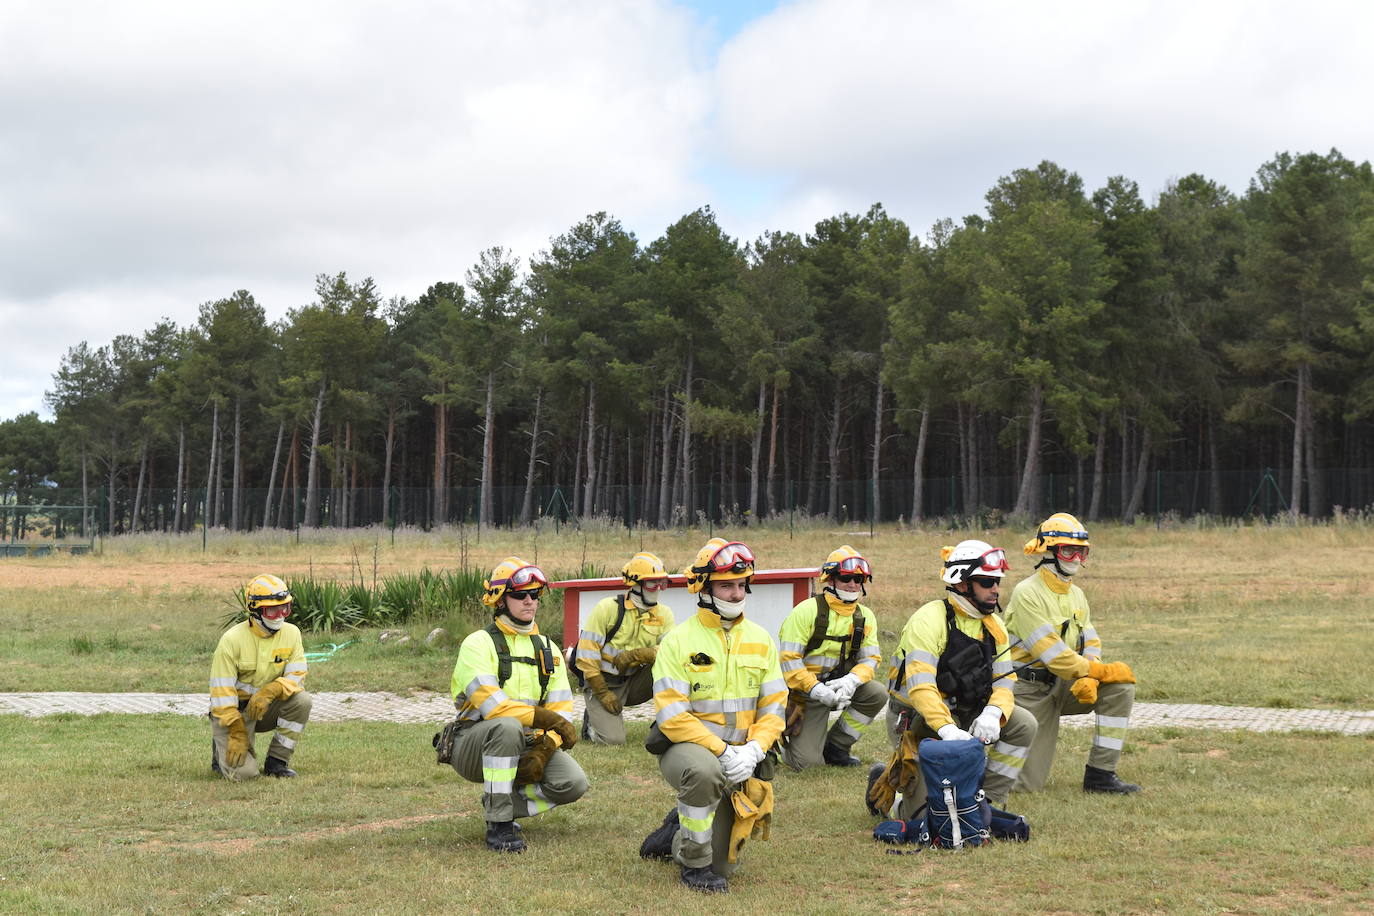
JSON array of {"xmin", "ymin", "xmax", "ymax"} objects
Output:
[
  {"xmin": 969, "ymin": 576, "xmax": 1001, "ymax": 590},
  {"xmin": 507, "ymin": 588, "xmax": 543, "ymax": 602},
  {"xmin": 835, "ymin": 574, "xmax": 867, "ymax": 584}
]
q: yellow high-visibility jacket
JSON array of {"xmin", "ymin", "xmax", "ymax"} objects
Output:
[
  {"xmin": 886, "ymin": 599, "xmax": 1015, "ymax": 731},
  {"xmin": 208, "ymin": 618, "xmax": 307, "ymax": 727},
  {"xmin": 575, "ymin": 594, "xmax": 674, "ymax": 679},
  {"xmin": 1003, "ymin": 567, "xmax": 1102, "ymax": 681},
  {"xmin": 451, "ymin": 618, "xmax": 576, "ymax": 746},
  {"xmin": 778, "ymin": 593, "xmax": 882, "ymax": 692},
  {"xmin": 652, "ymin": 608, "xmax": 787, "ymax": 756}
]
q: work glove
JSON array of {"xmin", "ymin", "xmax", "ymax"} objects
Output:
[
  {"xmin": 830, "ymin": 672, "xmax": 862, "ymax": 704},
  {"xmin": 741, "ymin": 740, "xmax": 767, "ymax": 769},
  {"xmin": 937, "ymin": 724, "xmax": 975, "ymax": 742},
  {"xmin": 225, "ymin": 715, "xmax": 250, "ymax": 768},
  {"xmin": 515, "ymin": 734, "xmax": 557, "ymax": 785},
  {"xmin": 1087, "ymin": 660, "xmax": 1136, "ymax": 684},
  {"xmin": 1071, "ymin": 676, "xmax": 1100, "ymax": 705},
  {"xmin": 245, "ymin": 679, "xmax": 288, "ymax": 721},
  {"xmin": 808, "ymin": 681, "xmax": 840, "ymax": 708},
  {"xmin": 530, "ymin": 706, "xmax": 578, "ymax": 749},
  {"xmin": 585, "ymin": 673, "xmax": 623, "ymax": 715},
  {"xmin": 970, "ymin": 705, "xmax": 1003, "ymax": 745},
  {"xmin": 613, "ymin": 646, "xmax": 657, "ymax": 673},
  {"xmin": 718, "ymin": 744, "xmax": 754, "ymax": 784}
]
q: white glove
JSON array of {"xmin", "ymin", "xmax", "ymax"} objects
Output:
[
  {"xmin": 742, "ymin": 740, "xmax": 767, "ymax": 768},
  {"xmin": 937, "ymin": 724, "xmax": 975, "ymax": 742},
  {"xmin": 809, "ymin": 681, "xmax": 840, "ymax": 708},
  {"xmin": 970, "ymin": 705, "xmax": 1003, "ymax": 745},
  {"xmin": 831, "ymin": 673, "xmax": 862, "ymax": 703},
  {"xmin": 718, "ymin": 744, "xmax": 754, "ymax": 784}
]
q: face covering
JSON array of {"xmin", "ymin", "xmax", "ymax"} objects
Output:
[
  {"xmin": 256, "ymin": 613, "xmax": 284, "ymax": 632},
  {"xmin": 831, "ymin": 586, "xmax": 863, "ymax": 603},
  {"xmin": 631, "ymin": 586, "xmax": 658, "ymax": 608},
  {"xmin": 1054, "ymin": 558, "xmax": 1082, "ymax": 578},
  {"xmin": 712, "ymin": 597, "xmax": 746, "ymax": 619}
]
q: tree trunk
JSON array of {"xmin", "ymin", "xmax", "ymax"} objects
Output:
[
  {"xmin": 304, "ymin": 379, "xmax": 326, "ymax": 527},
  {"xmin": 956, "ymin": 402, "xmax": 970, "ymax": 512},
  {"xmin": 80, "ymin": 446, "xmax": 89, "ymax": 537},
  {"xmin": 1304, "ymin": 364, "xmax": 1323, "ymax": 516},
  {"xmin": 1290, "ymin": 364, "xmax": 1306, "ymax": 518},
  {"xmin": 1123, "ymin": 426, "xmax": 1153, "ymax": 523},
  {"xmin": 582, "ymin": 383, "xmax": 597, "ymax": 517},
  {"xmin": 1119, "ymin": 416, "xmax": 1130, "ymax": 517},
  {"xmin": 658, "ymin": 384, "xmax": 676, "ymax": 526},
  {"xmin": 205, "ymin": 401, "xmax": 219, "ymax": 529},
  {"xmin": 681, "ymin": 352, "xmax": 695, "ymax": 519},
  {"xmin": 381, "ymin": 405, "xmax": 396, "ymax": 526},
  {"xmin": 432, "ymin": 395, "xmax": 446, "ymax": 526},
  {"xmin": 748, "ymin": 380, "xmax": 765, "ymax": 519},
  {"xmin": 911, "ymin": 397, "xmax": 930, "ymax": 523},
  {"xmin": 870, "ymin": 373, "xmax": 883, "ymax": 525},
  {"xmin": 231, "ymin": 397, "xmax": 242, "ymax": 531},
  {"xmin": 282, "ymin": 425, "xmax": 298, "ymax": 529},
  {"xmin": 132, "ymin": 438, "xmax": 149, "ymax": 532},
  {"xmin": 173, "ymin": 423, "xmax": 186, "ymax": 533},
  {"xmin": 264, "ymin": 420, "xmax": 284, "ymax": 529},
  {"xmin": 481, "ymin": 370, "xmax": 496, "ymax": 529},
  {"xmin": 766, "ymin": 381, "xmax": 781, "ymax": 517},
  {"xmin": 1089, "ymin": 412, "xmax": 1107, "ymax": 522},
  {"xmin": 1011, "ymin": 385, "xmax": 1044, "ymax": 517},
  {"xmin": 1207, "ymin": 409, "xmax": 1223, "ymax": 516},
  {"xmin": 520, "ymin": 386, "xmax": 544, "ymax": 524},
  {"xmin": 827, "ymin": 387, "xmax": 842, "ymax": 520}
]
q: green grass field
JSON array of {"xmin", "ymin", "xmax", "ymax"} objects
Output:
[{"xmin": 2, "ymin": 521, "xmax": 1372, "ymax": 914}]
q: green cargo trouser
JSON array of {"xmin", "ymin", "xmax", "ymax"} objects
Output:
[
  {"xmin": 211, "ymin": 690, "xmax": 312, "ymax": 781},
  {"xmin": 883, "ymin": 700, "xmax": 1037, "ymax": 812},
  {"xmin": 781, "ymin": 679, "xmax": 887, "ymax": 770},
  {"xmin": 451, "ymin": 716, "xmax": 588, "ymax": 822},
  {"xmin": 581, "ymin": 664, "xmax": 654, "ymax": 746},
  {"xmin": 659, "ymin": 742, "xmax": 772, "ymax": 877},
  {"xmin": 1012, "ymin": 677, "xmax": 1134, "ymax": 791}
]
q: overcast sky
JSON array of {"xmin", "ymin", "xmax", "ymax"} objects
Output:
[{"xmin": 3, "ymin": 0, "xmax": 1372, "ymax": 420}]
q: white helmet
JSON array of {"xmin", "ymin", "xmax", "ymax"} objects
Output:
[{"xmin": 940, "ymin": 540, "xmax": 1010, "ymax": 586}]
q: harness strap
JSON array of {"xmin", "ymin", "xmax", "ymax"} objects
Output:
[
  {"xmin": 806, "ymin": 594, "xmax": 866, "ymax": 683},
  {"xmin": 485, "ymin": 623, "xmax": 553, "ymax": 703}
]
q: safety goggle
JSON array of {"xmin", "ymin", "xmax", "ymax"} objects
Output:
[
  {"xmin": 640, "ymin": 578, "xmax": 671, "ymax": 591},
  {"xmin": 974, "ymin": 548, "xmax": 1009, "ymax": 573},
  {"xmin": 705, "ymin": 541, "xmax": 754, "ymax": 573},
  {"xmin": 495, "ymin": 565, "xmax": 548, "ymax": 590},
  {"xmin": 832, "ymin": 555, "xmax": 872, "ymax": 578},
  {"xmin": 259, "ymin": 601, "xmax": 292, "ymax": 620},
  {"xmin": 1054, "ymin": 544, "xmax": 1089, "ymax": 562}
]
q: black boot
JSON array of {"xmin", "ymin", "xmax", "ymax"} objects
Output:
[
  {"xmin": 638, "ymin": 807, "xmax": 679, "ymax": 860},
  {"xmin": 1083, "ymin": 765, "xmax": 1141, "ymax": 794},
  {"xmin": 263, "ymin": 756, "xmax": 297, "ymax": 779},
  {"xmin": 210, "ymin": 739, "xmax": 222, "ymax": 776},
  {"xmin": 865, "ymin": 762, "xmax": 887, "ymax": 816},
  {"xmin": 680, "ymin": 865, "xmax": 728, "ymax": 893},
  {"xmin": 485, "ymin": 820, "xmax": 527, "ymax": 853},
  {"xmin": 823, "ymin": 741, "xmax": 861, "ymax": 767}
]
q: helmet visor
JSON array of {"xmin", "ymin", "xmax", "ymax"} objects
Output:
[
  {"xmin": 500, "ymin": 565, "xmax": 549, "ymax": 589},
  {"xmin": 706, "ymin": 541, "xmax": 755, "ymax": 574}
]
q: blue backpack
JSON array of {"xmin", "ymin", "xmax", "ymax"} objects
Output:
[{"xmin": 916, "ymin": 737, "xmax": 990, "ymax": 848}]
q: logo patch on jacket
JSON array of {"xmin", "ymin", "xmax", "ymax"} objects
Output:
[{"xmin": 272, "ymin": 650, "xmax": 291, "ymax": 664}]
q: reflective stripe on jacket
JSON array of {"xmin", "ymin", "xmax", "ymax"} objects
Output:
[
  {"xmin": 451, "ymin": 618, "xmax": 575, "ymax": 744},
  {"xmin": 885, "ymin": 599, "xmax": 1014, "ymax": 731},
  {"xmin": 778, "ymin": 594, "xmax": 882, "ymax": 692},
  {"xmin": 208, "ymin": 619, "xmax": 307, "ymax": 725},
  {"xmin": 1003, "ymin": 567, "xmax": 1101, "ymax": 681},
  {"xmin": 575, "ymin": 594, "xmax": 674, "ymax": 678},
  {"xmin": 652, "ymin": 608, "xmax": 787, "ymax": 755}
]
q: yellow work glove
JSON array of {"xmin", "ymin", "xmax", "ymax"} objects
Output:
[
  {"xmin": 224, "ymin": 714, "xmax": 250, "ymax": 768},
  {"xmin": 1070, "ymin": 676, "xmax": 1099, "ymax": 705},
  {"xmin": 1087, "ymin": 661, "xmax": 1136, "ymax": 684},
  {"xmin": 515, "ymin": 734, "xmax": 557, "ymax": 785},
  {"xmin": 530, "ymin": 706, "xmax": 578, "ymax": 749},
  {"xmin": 586, "ymin": 673, "xmax": 623, "ymax": 715},
  {"xmin": 613, "ymin": 646, "xmax": 657, "ymax": 673},
  {"xmin": 245, "ymin": 679, "xmax": 288, "ymax": 720}
]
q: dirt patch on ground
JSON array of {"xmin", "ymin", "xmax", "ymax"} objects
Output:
[{"xmin": 137, "ymin": 810, "xmax": 471, "ymax": 854}]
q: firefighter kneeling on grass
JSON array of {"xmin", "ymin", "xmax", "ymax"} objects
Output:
[
  {"xmin": 445, "ymin": 557, "xmax": 586, "ymax": 853},
  {"xmin": 778, "ymin": 546, "xmax": 886, "ymax": 770},
  {"xmin": 639, "ymin": 538, "xmax": 786, "ymax": 894},
  {"xmin": 868, "ymin": 541, "xmax": 1037, "ymax": 818},
  {"xmin": 574, "ymin": 551, "xmax": 675, "ymax": 745},
  {"xmin": 209, "ymin": 574, "xmax": 311, "ymax": 780}
]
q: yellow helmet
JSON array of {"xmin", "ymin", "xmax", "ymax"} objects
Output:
[
  {"xmin": 245, "ymin": 574, "xmax": 291, "ymax": 612},
  {"xmin": 622, "ymin": 551, "xmax": 670, "ymax": 588},
  {"xmin": 1023, "ymin": 512, "xmax": 1091, "ymax": 556},
  {"xmin": 683, "ymin": 537, "xmax": 754, "ymax": 594},
  {"xmin": 482, "ymin": 556, "xmax": 549, "ymax": 608},
  {"xmin": 818, "ymin": 545, "xmax": 872, "ymax": 582}
]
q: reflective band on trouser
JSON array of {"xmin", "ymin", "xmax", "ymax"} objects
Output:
[
  {"xmin": 520, "ymin": 782, "xmax": 557, "ymax": 816},
  {"xmin": 678, "ymin": 800, "xmax": 716, "ymax": 846},
  {"xmin": 831, "ymin": 705, "xmax": 873, "ymax": 744},
  {"xmin": 1087, "ymin": 680, "xmax": 1134, "ymax": 772},
  {"xmin": 264, "ymin": 690, "xmax": 312, "ymax": 762},
  {"xmin": 482, "ymin": 753, "xmax": 520, "ymax": 820},
  {"xmin": 981, "ymin": 704, "xmax": 1037, "ymax": 806}
]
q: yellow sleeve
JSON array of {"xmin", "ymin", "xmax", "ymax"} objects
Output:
[
  {"xmin": 276, "ymin": 627, "xmax": 307, "ymax": 697},
  {"xmin": 777, "ymin": 600, "xmax": 819, "ymax": 693},
  {"xmin": 1005, "ymin": 578, "xmax": 1091, "ymax": 681},
  {"xmin": 575, "ymin": 597, "xmax": 617, "ymax": 679},
  {"xmin": 897, "ymin": 603, "xmax": 955, "ymax": 731},
  {"xmin": 988, "ymin": 614, "xmax": 1015, "ymax": 719},
  {"xmin": 745, "ymin": 637, "xmax": 787, "ymax": 751},
  {"xmin": 652, "ymin": 631, "xmax": 726, "ymax": 755},
  {"xmin": 208, "ymin": 631, "xmax": 243, "ymax": 727},
  {"xmin": 451, "ymin": 630, "xmax": 537, "ymax": 725}
]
